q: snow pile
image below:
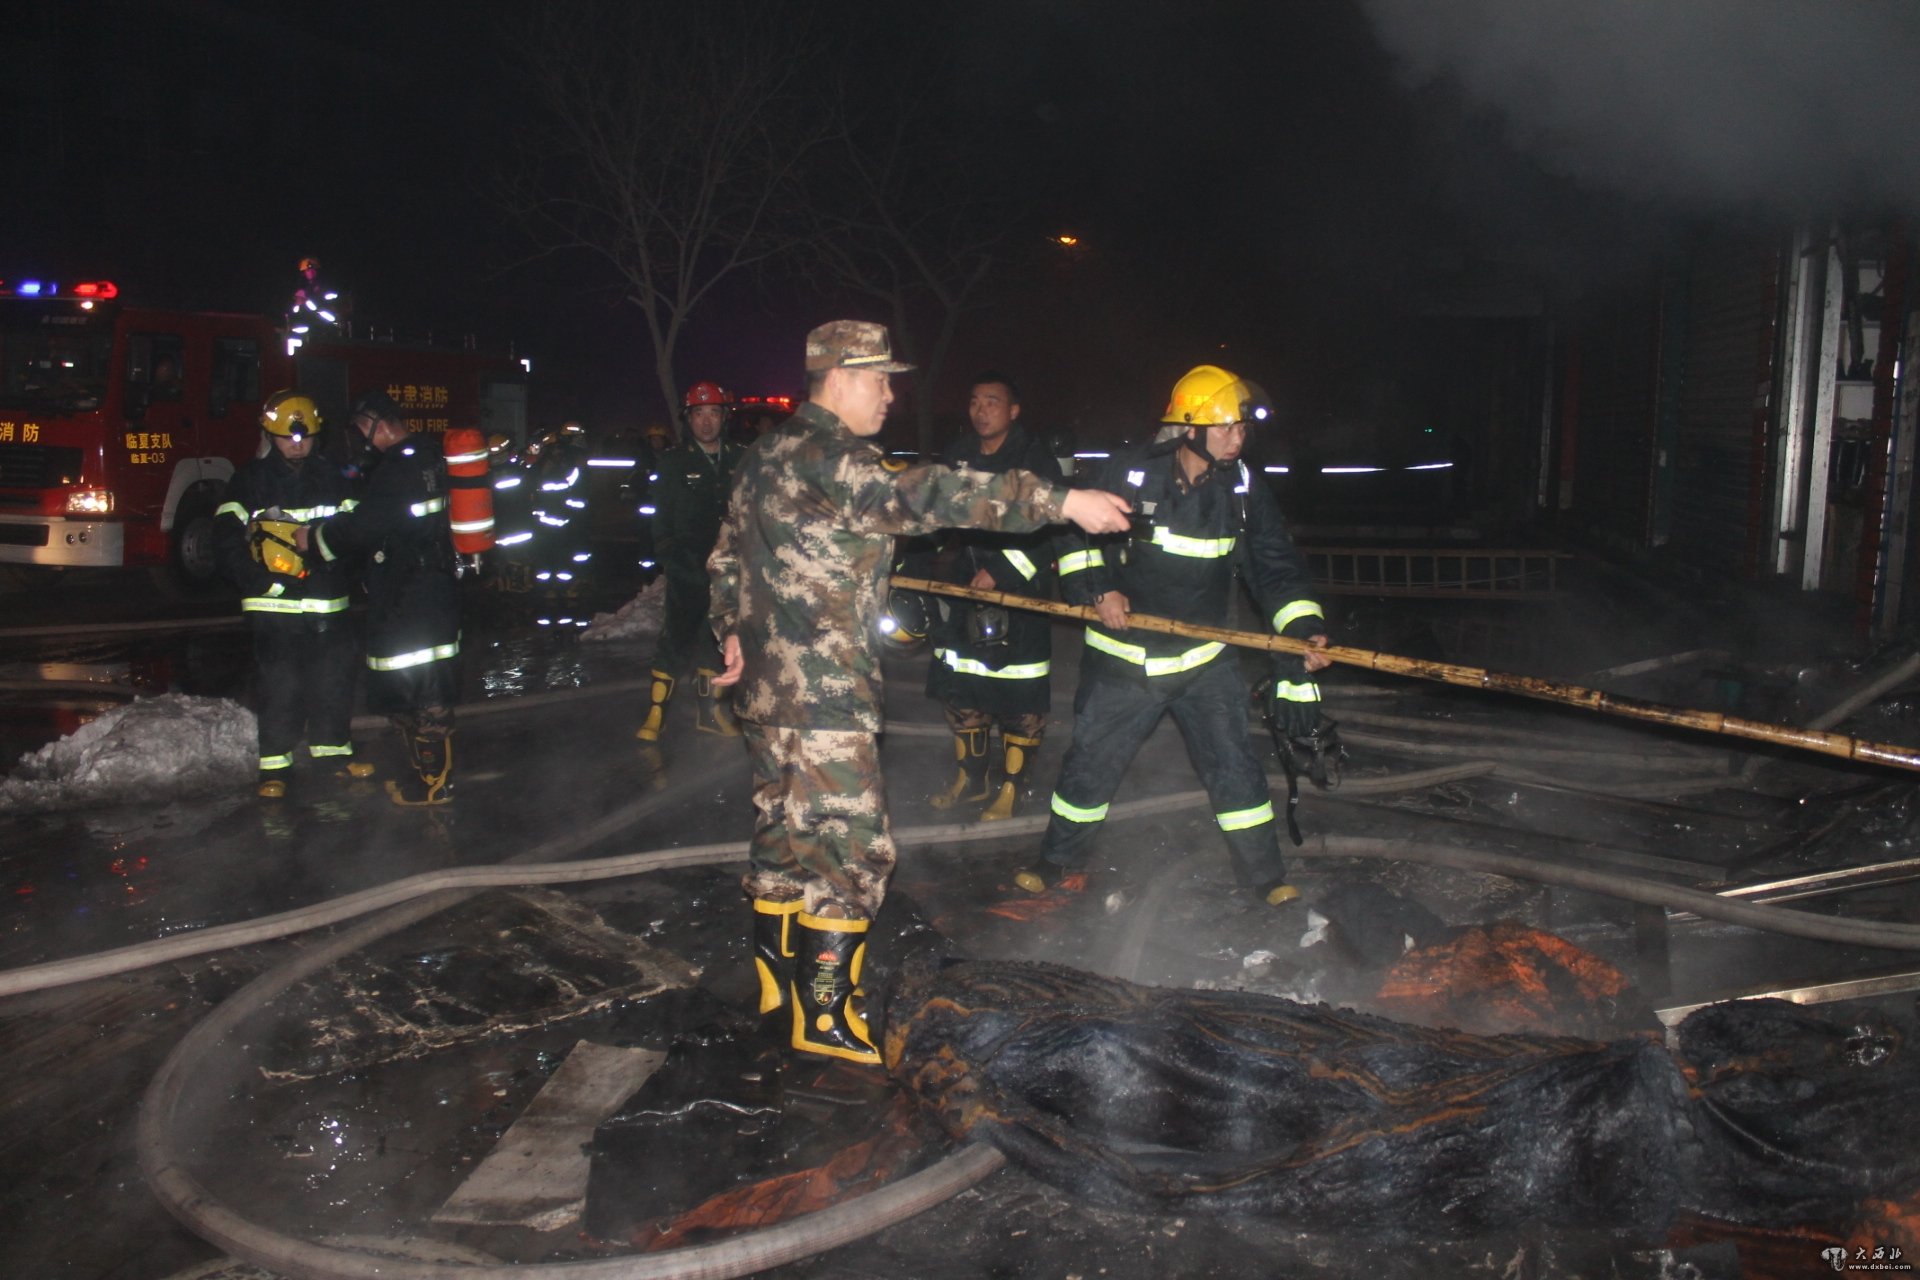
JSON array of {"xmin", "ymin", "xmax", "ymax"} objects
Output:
[
  {"xmin": 580, "ymin": 577, "xmax": 668, "ymax": 643},
  {"xmin": 0, "ymin": 694, "xmax": 255, "ymax": 814}
]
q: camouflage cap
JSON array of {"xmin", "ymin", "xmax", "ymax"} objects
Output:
[{"xmin": 804, "ymin": 320, "xmax": 914, "ymax": 374}]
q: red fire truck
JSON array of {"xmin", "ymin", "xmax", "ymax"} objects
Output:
[{"xmin": 0, "ymin": 278, "xmax": 526, "ymax": 590}]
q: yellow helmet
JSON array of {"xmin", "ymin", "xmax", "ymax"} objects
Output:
[
  {"xmin": 249, "ymin": 518, "xmax": 307, "ymax": 578},
  {"xmin": 1161, "ymin": 365, "xmax": 1272, "ymax": 428},
  {"xmin": 261, "ymin": 391, "xmax": 323, "ymax": 439}
]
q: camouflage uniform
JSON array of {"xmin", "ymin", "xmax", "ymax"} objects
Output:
[{"xmin": 709, "ymin": 400, "xmax": 1068, "ymax": 917}]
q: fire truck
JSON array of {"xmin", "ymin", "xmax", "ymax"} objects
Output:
[{"xmin": 0, "ymin": 278, "xmax": 526, "ymax": 590}]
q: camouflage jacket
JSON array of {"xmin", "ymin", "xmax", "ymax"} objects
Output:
[{"xmin": 709, "ymin": 400, "xmax": 1069, "ymax": 731}]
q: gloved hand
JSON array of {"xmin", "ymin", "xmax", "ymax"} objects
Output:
[{"xmin": 1269, "ymin": 652, "xmax": 1322, "ymax": 739}]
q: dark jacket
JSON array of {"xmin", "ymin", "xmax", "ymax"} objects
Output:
[
  {"xmin": 213, "ymin": 448, "xmax": 356, "ymax": 616},
  {"xmin": 654, "ymin": 439, "xmax": 745, "ymax": 585},
  {"xmin": 1056, "ymin": 436, "xmax": 1322, "ymax": 684},
  {"xmin": 313, "ymin": 433, "xmax": 460, "ymax": 667},
  {"xmin": 923, "ymin": 426, "xmax": 1065, "ymax": 714}
]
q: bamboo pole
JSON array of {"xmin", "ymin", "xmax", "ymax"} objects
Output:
[{"xmin": 889, "ymin": 575, "xmax": 1920, "ymax": 775}]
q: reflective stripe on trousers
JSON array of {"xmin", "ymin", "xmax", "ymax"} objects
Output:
[
  {"xmin": 1038, "ymin": 660, "xmax": 1284, "ymax": 888},
  {"xmin": 242, "ymin": 596, "xmax": 349, "ymax": 615},
  {"xmin": 367, "ymin": 639, "xmax": 461, "ymax": 671}
]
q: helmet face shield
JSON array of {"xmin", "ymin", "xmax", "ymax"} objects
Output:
[{"xmin": 1230, "ymin": 380, "xmax": 1273, "ymax": 427}]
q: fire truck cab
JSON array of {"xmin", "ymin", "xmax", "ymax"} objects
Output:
[{"xmin": 0, "ymin": 278, "xmax": 525, "ymax": 589}]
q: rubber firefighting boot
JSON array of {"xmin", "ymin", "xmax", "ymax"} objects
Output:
[
  {"xmin": 752, "ymin": 897, "xmax": 803, "ymax": 1017},
  {"xmin": 693, "ymin": 668, "xmax": 742, "ymax": 737},
  {"xmin": 980, "ymin": 731, "xmax": 1042, "ymax": 822},
  {"xmin": 256, "ymin": 769, "xmax": 290, "ymax": 800},
  {"xmin": 1013, "ymin": 857, "xmax": 1071, "ymax": 895},
  {"xmin": 1255, "ymin": 877, "xmax": 1302, "ymax": 908},
  {"xmin": 789, "ymin": 912, "xmax": 881, "ymax": 1065},
  {"xmin": 636, "ymin": 669, "xmax": 674, "ymax": 742},
  {"xmin": 928, "ymin": 727, "xmax": 990, "ymax": 810},
  {"xmin": 387, "ymin": 735, "xmax": 452, "ymax": 807}
]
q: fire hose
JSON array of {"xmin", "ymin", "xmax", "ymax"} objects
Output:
[
  {"xmin": 9, "ymin": 633, "xmax": 1901, "ymax": 1278},
  {"xmin": 890, "ymin": 575, "xmax": 1920, "ymax": 775},
  {"xmin": 132, "ymin": 818, "xmax": 1920, "ymax": 1280}
]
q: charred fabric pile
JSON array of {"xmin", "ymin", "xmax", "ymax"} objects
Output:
[{"xmin": 885, "ymin": 957, "xmax": 1920, "ymax": 1246}]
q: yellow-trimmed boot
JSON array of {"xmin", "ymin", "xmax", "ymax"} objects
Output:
[
  {"xmin": 790, "ymin": 912, "xmax": 880, "ymax": 1065},
  {"xmin": 981, "ymin": 731, "xmax": 1042, "ymax": 822},
  {"xmin": 636, "ymin": 669, "xmax": 674, "ymax": 742},
  {"xmin": 928, "ymin": 727, "xmax": 990, "ymax": 810},
  {"xmin": 751, "ymin": 897, "xmax": 802, "ymax": 1017},
  {"xmin": 387, "ymin": 735, "xmax": 452, "ymax": 806},
  {"xmin": 693, "ymin": 668, "xmax": 742, "ymax": 736}
]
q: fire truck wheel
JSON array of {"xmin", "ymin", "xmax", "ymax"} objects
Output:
[{"xmin": 152, "ymin": 486, "xmax": 225, "ymax": 600}]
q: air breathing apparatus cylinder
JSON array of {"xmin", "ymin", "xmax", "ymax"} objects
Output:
[{"xmin": 443, "ymin": 427, "xmax": 495, "ymax": 555}]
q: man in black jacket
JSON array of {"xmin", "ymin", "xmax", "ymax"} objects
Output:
[
  {"xmin": 919, "ymin": 373, "xmax": 1064, "ymax": 821},
  {"xmin": 304, "ymin": 391, "xmax": 463, "ymax": 806},
  {"xmin": 1016, "ymin": 365, "xmax": 1331, "ymax": 905},
  {"xmin": 637, "ymin": 380, "xmax": 748, "ymax": 745},
  {"xmin": 214, "ymin": 391, "xmax": 368, "ymax": 798}
]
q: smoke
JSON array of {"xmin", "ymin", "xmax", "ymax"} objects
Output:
[{"xmin": 1361, "ymin": 0, "xmax": 1920, "ymax": 214}]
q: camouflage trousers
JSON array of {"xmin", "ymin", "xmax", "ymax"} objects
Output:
[{"xmin": 740, "ymin": 724, "xmax": 896, "ymax": 919}]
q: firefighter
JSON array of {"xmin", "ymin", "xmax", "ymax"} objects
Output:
[
  {"xmin": 522, "ymin": 421, "xmax": 591, "ymax": 599},
  {"xmin": 708, "ymin": 319, "xmax": 1133, "ymax": 1065},
  {"xmin": 484, "ymin": 432, "xmax": 536, "ymax": 592},
  {"xmin": 1015, "ymin": 364, "xmax": 1331, "ymax": 905},
  {"xmin": 214, "ymin": 391, "xmax": 370, "ymax": 798},
  {"xmin": 918, "ymin": 372, "xmax": 1064, "ymax": 821},
  {"xmin": 300, "ymin": 390, "xmax": 463, "ymax": 806},
  {"xmin": 637, "ymin": 381, "xmax": 747, "ymax": 744}
]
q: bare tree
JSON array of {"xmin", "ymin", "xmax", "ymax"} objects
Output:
[
  {"xmin": 796, "ymin": 91, "xmax": 1023, "ymax": 453},
  {"xmin": 501, "ymin": 2, "xmax": 820, "ymax": 416}
]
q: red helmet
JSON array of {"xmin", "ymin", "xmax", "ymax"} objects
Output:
[{"xmin": 683, "ymin": 381, "xmax": 733, "ymax": 409}]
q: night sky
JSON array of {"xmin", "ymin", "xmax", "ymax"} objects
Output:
[{"xmin": 6, "ymin": 0, "xmax": 1918, "ymax": 445}]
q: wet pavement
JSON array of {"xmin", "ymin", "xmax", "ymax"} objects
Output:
[{"xmin": 2, "ymin": 565, "xmax": 1918, "ymax": 1278}]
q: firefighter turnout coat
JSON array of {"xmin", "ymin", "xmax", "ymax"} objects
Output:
[
  {"xmin": 1057, "ymin": 437, "xmax": 1324, "ymax": 679},
  {"xmin": 922, "ymin": 426, "xmax": 1065, "ymax": 718},
  {"xmin": 213, "ymin": 448, "xmax": 361, "ymax": 772},
  {"xmin": 314, "ymin": 432, "xmax": 462, "ymax": 712},
  {"xmin": 214, "ymin": 449, "xmax": 356, "ymax": 619}
]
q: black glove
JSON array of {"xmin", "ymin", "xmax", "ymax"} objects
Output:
[
  {"xmin": 1262, "ymin": 659, "xmax": 1344, "ymax": 847},
  {"xmin": 1269, "ymin": 652, "xmax": 1322, "ymax": 739}
]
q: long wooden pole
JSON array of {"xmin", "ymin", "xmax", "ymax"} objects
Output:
[{"xmin": 890, "ymin": 575, "xmax": 1920, "ymax": 775}]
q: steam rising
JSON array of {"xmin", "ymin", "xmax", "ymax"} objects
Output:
[{"xmin": 1362, "ymin": 0, "xmax": 1920, "ymax": 212}]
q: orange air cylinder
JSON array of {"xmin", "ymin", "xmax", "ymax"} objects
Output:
[{"xmin": 443, "ymin": 427, "xmax": 495, "ymax": 554}]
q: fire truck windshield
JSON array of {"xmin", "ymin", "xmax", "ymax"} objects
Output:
[{"xmin": 0, "ymin": 303, "xmax": 114, "ymax": 412}]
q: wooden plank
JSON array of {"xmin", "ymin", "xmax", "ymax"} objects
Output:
[{"xmin": 432, "ymin": 1040, "xmax": 664, "ymax": 1231}]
